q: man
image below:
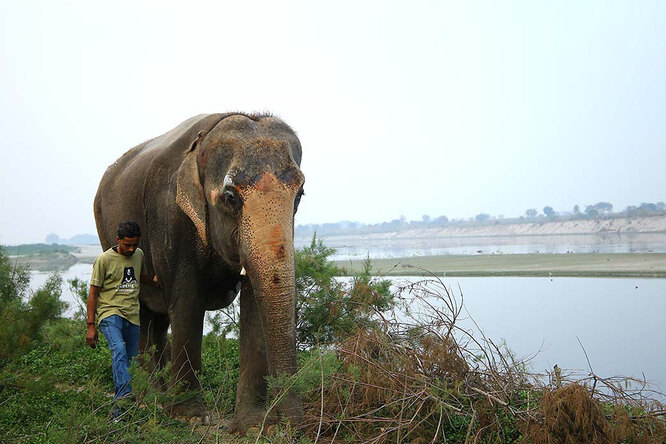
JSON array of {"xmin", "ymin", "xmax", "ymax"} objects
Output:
[{"xmin": 86, "ymin": 221, "xmax": 158, "ymax": 413}]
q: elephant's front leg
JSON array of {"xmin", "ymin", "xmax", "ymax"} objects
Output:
[
  {"xmin": 167, "ymin": 279, "xmax": 207, "ymax": 418},
  {"xmin": 230, "ymin": 278, "xmax": 271, "ymax": 434}
]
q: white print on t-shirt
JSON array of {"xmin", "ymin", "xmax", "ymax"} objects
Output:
[{"xmin": 117, "ymin": 266, "xmax": 139, "ymax": 294}]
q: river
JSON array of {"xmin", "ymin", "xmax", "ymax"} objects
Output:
[{"xmin": 392, "ymin": 276, "xmax": 666, "ymax": 398}]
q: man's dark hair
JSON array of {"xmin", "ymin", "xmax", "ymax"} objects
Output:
[{"xmin": 117, "ymin": 221, "xmax": 141, "ymax": 239}]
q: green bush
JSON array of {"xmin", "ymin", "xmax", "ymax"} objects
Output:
[
  {"xmin": 296, "ymin": 234, "xmax": 394, "ymax": 348},
  {"xmin": 202, "ymin": 234, "xmax": 395, "ymax": 350},
  {"xmin": 0, "ymin": 247, "xmax": 67, "ymax": 367},
  {"xmin": 67, "ymin": 277, "xmax": 89, "ymax": 321}
]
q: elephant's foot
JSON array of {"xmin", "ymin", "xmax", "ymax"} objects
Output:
[
  {"xmin": 226, "ymin": 407, "xmax": 276, "ymax": 435},
  {"xmin": 169, "ymin": 398, "xmax": 209, "ymax": 424}
]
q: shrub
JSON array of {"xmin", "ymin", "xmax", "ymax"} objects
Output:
[
  {"xmin": 204, "ymin": 234, "xmax": 396, "ymax": 349},
  {"xmin": 289, "ymin": 278, "xmax": 666, "ymax": 444},
  {"xmin": 67, "ymin": 277, "xmax": 89, "ymax": 321},
  {"xmin": 0, "ymin": 246, "xmax": 67, "ymax": 366},
  {"xmin": 296, "ymin": 234, "xmax": 394, "ymax": 348}
]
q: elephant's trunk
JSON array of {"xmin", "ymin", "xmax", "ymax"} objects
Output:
[{"xmin": 238, "ymin": 173, "xmax": 304, "ymax": 426}]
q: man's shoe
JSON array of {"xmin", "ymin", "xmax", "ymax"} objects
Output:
[{"xmin": 110, "ymin": 405, "xmax": 126, "ymax": 423}]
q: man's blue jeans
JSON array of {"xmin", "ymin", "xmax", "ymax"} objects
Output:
[{"xmin": 99, "ymin": 314, "xmax": 140, "ymax": 400}]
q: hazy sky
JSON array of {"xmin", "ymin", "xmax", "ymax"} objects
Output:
[{"xmin": 1, "ymin": 1, "xmax": 665, "ymax": 244}]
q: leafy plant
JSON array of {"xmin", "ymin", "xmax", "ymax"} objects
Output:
[
  {"xmin": 0, "ymin": 246, "xmax": 67, "ymax": 367},
  {"xmin": 296, "ymin": 234, "xmax": 394, "ymax": 348},
  {"xmin": 68, "ymin": 277, "xmax": 89, "ymax": 321}
]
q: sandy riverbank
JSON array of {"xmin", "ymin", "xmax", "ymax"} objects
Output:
[
  {"xmin": 335, "ymin": 253, "xmax": 666, "ymax": 278},
  {"xmin": 11, "ymin": 244, "xmax": 102, "ymax": 271},
  {"xmin": 71, "ymin": 244, "xmax": 103, "ymax": 263},
  {"xmin": 299, "ymin": 215, "xmax": 666, "ymax": 246}
]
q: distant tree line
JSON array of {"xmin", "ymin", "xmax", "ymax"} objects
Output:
[
  {"xmin": 295, "ymin": 200, "xmax": 666, "ymax": 238},
  {"xmin": 296, "ymin": 214, "xmax": 452, "ymax": 238},
  {"xmin": 524, "ymin": 201, "xmax": 665, "ymax": 220}
]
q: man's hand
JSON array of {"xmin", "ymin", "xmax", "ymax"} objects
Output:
[
  {"xmin": 141, "ymin": 273, "xmax": 160, "ymax": 288},
  {"xmin": 86, "ymin": 324, "xmax": 98, "ymax": 348},
  {"xmin": 86, "ymin": 285, "xmax": 100, "ymax": 348}
]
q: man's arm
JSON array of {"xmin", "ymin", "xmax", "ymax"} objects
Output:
[{"xmin": 86, "ymin": 285, "xmax": 100, "ymax": 348}]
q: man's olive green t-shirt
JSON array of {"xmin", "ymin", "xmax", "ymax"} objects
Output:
[{"xmin": 90, "ymin": 247, "xmax": 147, "ymax": 326}]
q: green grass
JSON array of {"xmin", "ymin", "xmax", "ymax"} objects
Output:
[
  {"xmin": 336, "ymin": 253, "xmax": 666, "ymax": 278},
  {"xmin": 0, "ymin": 319, "xmax": 242, "ymax": 444},
  {"xmin": 0, "ymin": 318, "xmax": 321, "ymax": 444}
]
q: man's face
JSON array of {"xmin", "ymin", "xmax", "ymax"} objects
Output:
[{"xmin": 117, "ymin": 236, "xmax": 140, "ymax": 257}]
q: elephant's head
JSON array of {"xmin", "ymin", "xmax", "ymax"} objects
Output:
[{"xmin": 176, "ymin": 113, "xmax": 304, "ymax": 423}]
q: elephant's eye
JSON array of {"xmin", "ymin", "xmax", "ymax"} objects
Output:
[{"xmin": 222, "ymin": 190, "xmax": 242, "ymax": 212}]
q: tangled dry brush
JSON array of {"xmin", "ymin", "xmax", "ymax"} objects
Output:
[{"xmin": 290, "ymin": 278, "xmax": 666, "ymax": 444}]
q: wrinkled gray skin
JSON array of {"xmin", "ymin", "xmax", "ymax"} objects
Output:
[{"xmin": 94, "ymin": 113, "xmax": 305, "ymax": 432}]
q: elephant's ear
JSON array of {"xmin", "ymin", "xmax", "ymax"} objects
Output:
[{"xmin": 176, "ymin": 131, "xmax": 208, "ymax": 246}]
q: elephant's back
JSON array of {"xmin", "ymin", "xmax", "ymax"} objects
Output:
[{"xmin": 94, "ymin": 113, "xmax": 226, "ymax": 248}]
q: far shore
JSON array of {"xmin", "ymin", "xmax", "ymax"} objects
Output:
[
  {"xmin": 335, "ymin": 253, "xmax": 666, "ymax": 278},
  {"xmin": 299, "ymin": 214, "xmax": 666, "ymax": 243},
  {"xmin": 13, "ymin": 244, "xmax": 102, "ymax": 272}
]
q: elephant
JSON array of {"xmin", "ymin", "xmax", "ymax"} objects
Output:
[{"xmin": 94, "ymin": 113, "xmax": 305, "ymax": 432}]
